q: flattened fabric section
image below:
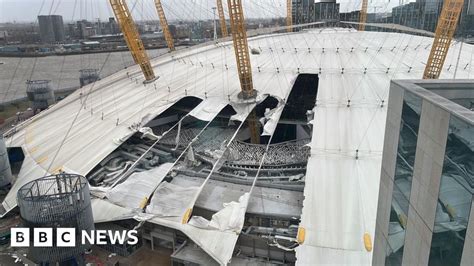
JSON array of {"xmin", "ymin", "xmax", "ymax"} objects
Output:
[{"xmin": 106, "ymin": 163, "xmax": 174, "ymax": 209}]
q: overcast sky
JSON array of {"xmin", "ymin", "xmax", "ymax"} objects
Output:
[{"xmin": 0, "ymin": 0, "xmax": 409, "ymax": 23}]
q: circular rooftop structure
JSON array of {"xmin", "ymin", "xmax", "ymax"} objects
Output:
[{"xmin": 17, "ymin": 173, "xmax": 94, "ymax": 264}]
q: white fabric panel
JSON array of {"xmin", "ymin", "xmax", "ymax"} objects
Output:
[
  {"xmin": 438, "ymin": 175, "xmax": 473, "ymax": 221},
  {"xmin": 188, "ymin": 193, "xmax": 249, "ymax": 232},
  {"xmin": 261, "ymin": 104, "xmax": 285, "ymax": 136},
  {"xmin": 1, "ymin": 152, "xmax": 46, "ymax": 212},
  {"xmin": 146, "ymin": 182, "xmax": 200, "ymax": 218},
  {"xmin": 189, "ymin": 97, "xmax": 229, "ymax": 121},
  {"xmin": 106, "ymin": 163, "xmax": 173, "ymax": 209},
  {"xmin": 229, "ymin": 102, "xmax": 257, "ymax": 122},
  {"xmin": 145, "ymin": 215, "xmax": 239, "ymax": 265},
  {"xmin": 3, "ymin": 28, "xmax": 474, "ymax": 263},
  {"xmin": 91, "ymin": 198, "xmax": 134, "ymax": 223},
  {"xmin": 387, "ymin": 223, "xmax": 405, "ymax": 255}
]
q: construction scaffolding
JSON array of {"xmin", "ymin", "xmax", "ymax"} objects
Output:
[
  {"xmin": 423, "ymin": 0, "xmax": 464, "ymax": 79},
  {"xmin": 17, "ymin": 174, "xmax": 94, "ymax": 264},
  {"xmin": 154, "ymin": 0, "xmax": 175, "ymax": 51},
  {"xmin": 217, "ymin": 0, "xmax": 229, "ymax": 37},
  {"xmin": 359, "ymin": 0, "xmax": 368, "ymax": 31},
  {"xmin": 109, "ymin": 0, "xmax": 156, "ymax": 82},
  {"xmin": 227, "ymin": 0, "xmax": 259, "ymax": 144}
]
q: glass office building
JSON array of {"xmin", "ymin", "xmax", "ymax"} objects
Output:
[{"xmin": 373, "ymin": 80, "xmax": 474, "ymax": 266}]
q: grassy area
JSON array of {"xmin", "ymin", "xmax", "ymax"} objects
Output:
[
  {"xmin": 0, "ymin": 90, "xmax": 74, "ymax": 123},
  {"xmin": 0, "ymin": 100, "xmax": 30, "ymax": 121}
]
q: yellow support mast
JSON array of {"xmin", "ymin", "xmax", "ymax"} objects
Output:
[
  {"xmin": 359, "ymin": 0, "xmax": 368, "ymax": 31},
  {"xmin": 217, "ymin": 0, "xmax": 228, "ymax": 38},
  {"xmin": 109, "ymin": 0, "xmax": 156, "ymax": 82},
  {"xmin": 423, "ymin": 0, "xmax": 464, "ymax": 79},
  {"xmin": 287, "ymin": 0, "xmax": 292, "ymax": 32},
  {"xmin": 227, "ymin": 0, "xmax": 260, "ymax": 144},
  {"xmin": 154, "ymin": 0, "xmax": 175, "ymax": 51}
]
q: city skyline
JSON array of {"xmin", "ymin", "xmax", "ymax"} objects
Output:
[{"xmin": 0, "ymin": 0, "xmax": 414, "ymax": 23}]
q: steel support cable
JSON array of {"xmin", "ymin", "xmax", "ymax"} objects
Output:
[
  {"xmin": 407, "ymin": 34, "xmax": 432, "ymax": 75},
  {"xmin": 354, "ymin": 159, "xmax": 369, "ymax": 244},
  {"xmin": 246, "ymin": 104, "xmax": 285, "ymax": 216},
  {"xmin": 108, "ymin": 112, "xmax": 198, "ymax": 188},
  {"xmin": 340, "ymin": 1, "xmax": 396, "ymax": 73},
  {"xmin": 133, "ymin": 117, "xmax": 216, "ymax": 198},
  {"xmin": 44, "ymin": 52, "xmax": 112, "ymax": 175},
  {"xmin": 386, "ymin": 31, "xmax": 414, "ymax": 73},
  {"xmin": 189, "ymin": 0, "xmax": 203, "ymax": 97},
  {"xmin": 469, "ymin": 47, "xmax": 474, "ymax": 79},
  {"xmin": 348, "ymin": 30, "xmax": 405, "ymax": 100},
  {"xmin": 3, "ymin": 0, "xmax": 49, "ymax": 103},
  {"xmin": 251, "ymin": 0, "xmax": 295, "ymax": 99},
  {"xmin": 327, "ymin": 35, "xmax": 352, "ymax": 101},
  {"xmin": 2, "ymin": 58, "xmax": 23, "ymax": 104},
  {"xmin": 160, "ymin": 0, "xmax": 194, "ymax": 22},
  {"xmin": 47, "ymin": 0, "xmax": 56, "ymax": 15},
  {"xmin": 161, "ymin": 0, "xmax": 214, "ymax": 23},
  {"xmin": 355, "ymin": 104, "xmax": 383, "ymax": 154},
  {"xmin": 184, "ymin": 120, "xmax": 247, "ymax": 213},
  {"xmin": 353, "ymin": 30, "xmax": 404, "ymax": 102}
]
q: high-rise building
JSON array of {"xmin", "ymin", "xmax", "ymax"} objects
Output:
[
  {"xmin": 373, "ymin": 79, "xmax": 474, "ymax": 265},
  {"xmin": 292, "ymin": 0, "xmax": 314, "ymax": 24},
  {"xmin": 420, "ymin": 0, "xmax": 443, "ymax": 32},
  {"xmin": 292, "ymin": 0, "xmax": 340, "ymax": 24},
  {"xmin": 314, "ymin": 0, "xmax": 340, "ymax": 22},
  {"xmin": 38, "ymin": 15, "xmax": 55, "ymax": 43},
  {"xmin": 38, "ymin": 15, "xmax": 65, "ymax": 43},
  {"xmin": 460, "ymin": 0, "xmax": 474, "ymax": 37},
  {"xmin": 392, "ymin": 1, "xmax": 423, "ymax": 30},
  {"xmin": 51, "ymin": 15, "xmax": 65, "ymax": 42},
  {"xmin": 391, "ymin": 0, "xmax": 474, "ymax": 35},
  {"xmin": 108, "ymin": 17, "xmax": 119, "ymax": 35}
]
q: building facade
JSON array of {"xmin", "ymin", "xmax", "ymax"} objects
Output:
[
  {"xmin": 292, "ymin": 0, "xmax": 340, "ymax": 24},
  {"xmin": 292, "ymin": 0, "xmax": 314, "ymax": 24},
  {"xmin": 314, "ymin": 0, "xmax": 340, "ymax": 22},
  {"xmin": 392, "ymin": 1, "xmax": 424, "ymax": 30},
  {"xmin": 38, "ymin": 15, "xmax": 65, "ymax": 43},
  {"xmin": 391, "ymin": 0, "xmax": 474, "ymax": 36},
  {"xmin": 373, "ymin": 80, "xmax": 474, "ymax": 265}
]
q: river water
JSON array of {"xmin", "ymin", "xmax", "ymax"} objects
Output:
[{"xmin": 0, "ymin": 48, "xmax": 169, "ymax": 103}]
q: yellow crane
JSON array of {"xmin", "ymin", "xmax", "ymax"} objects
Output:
[
  {"xmin": 109, "ymin": 0, "xmax": 156, "ymax": 82},
  {"xmin": 359, "ymin": 0, "xmax": 368, "ymax": 31},
  {"xmin": 217, "ymin": 0, "xmax": 229, "ymax": 37},
  {"xmin": 287, "ymin": 0, "xmax": 292, "ymax": 32},
  {"xmin": 423, "ymin": 0, "xmax": 464, "ymax": 79},
  {"xmin": 227, "ymin": 0, "xmax": 260, "ymax": 144},
  {"xmin": 154, "ymin": 0, "xmax": 175, "ymax": 51}
]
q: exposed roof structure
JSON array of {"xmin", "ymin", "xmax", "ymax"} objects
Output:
[{"xmin": 3, "ymin": 28, "xmax": 474, "ymax": 264}]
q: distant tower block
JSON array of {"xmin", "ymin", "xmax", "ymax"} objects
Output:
[
  {"xmin": 26, "ymin": 80, "xmax": 55, "ymax": 114},
  {"xmin": 79, "ymin": 68, "xmax": 100, "ymax": 87},
  {"xmin": 17, "ymin": 174, "xmax": 94, "ymax": 265}
]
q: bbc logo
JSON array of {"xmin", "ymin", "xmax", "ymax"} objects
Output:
[{"xmin": 11, "ymin": 228, "xmax": 76, "ymax": 247}]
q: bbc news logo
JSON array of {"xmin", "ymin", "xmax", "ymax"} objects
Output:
[{"xmin": 11, "ymin": 228, "xmax": 138, "ymax": 247}]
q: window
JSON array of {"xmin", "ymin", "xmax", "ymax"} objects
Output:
[
  {"xmin": 428, "ymin": 116, "xmax": 473, "ymax": 265},
  {"xmin": 386, "ymin": 91, "xmax": 422, "ymax": 265}
]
